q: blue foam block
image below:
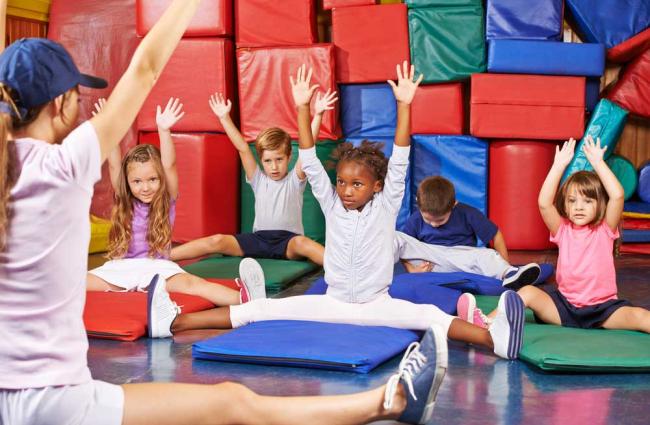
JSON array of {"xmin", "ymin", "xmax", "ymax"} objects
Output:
[
  {"xmin": 487, "ymin": 40, "xmax": 605, "ymax": 77},
  {"xmin": 411, "ymin": 135, "xmax": 488, "ymax": 216},
  {"xmin": 622, "ymin": 229, "xmax": 650, "ymax": 243},
  {"xmin": 585, "ymin": 77, "xmax": 601, "ymax": 112},
  {"xmin": 638, "ymin": 162, "xmax": 650, "ymax": 204},
  {"xmin": 486, "ymin": 0, "xmax": 563, "ymax": 41},
  {"xmin": 341, "ymin": 84, "xmax": 396, "ymax": 138},
  {"xmin": 625, "ymin": 201, "xmax": 650, "ymax": 215},
  {"xmin": 192, "ymin": 320, "xmax": 419, "ymax": 373},
  {"xmin": 565, "ymin": 0, "xmax": 650, "ymax": 49}
]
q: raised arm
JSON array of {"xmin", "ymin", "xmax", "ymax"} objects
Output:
[
  {"xmin": 291, "ymin": 65, "xmax": 319, "ymax": 151},
  {"xmin": 156, "ymin": 97, "xmax": 184, "ymax": 200},
  {"xmin": 583, "ymin": 135, "xmax": 625, "ymax": 231},
  {"xmin": 538, "ymin": 138, "xmax": 575, "ymax": 235},
  {"xmin": 209, "ymin": 93, "xmax": 258, "ymax": 181},
  {"xmin": 90, "ymin": 0, "xmax": 202, "ymax": 163},
  {"xmin": 387, "ymin": 61, "xmax": 422, "ymax": 147},
  {"xmin": 92, "ymin": 98, "xmax": 121, "ymax": 192}
]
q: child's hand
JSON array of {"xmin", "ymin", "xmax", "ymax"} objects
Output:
[
  {"xmin": 404, "ymin": 260, "xmax": 434, "ymax": 273},
  {"xmin": 554, "ymin": 138, "xmax": 576, "ymax": 168},
  {"xmin": 156, "ymin": 97, "xmax": 185, "ymax": 131},
  {"xmin": 92, "ymin": 98, "xmax": 107, "ymax": 117},
  {"xmin": 583, "ymin": 135, "xmax": 606, "ymax": 166},
  {"xmin": 208, "ymin": 92, "xmax": 232, "ymax": 119},
  {"xmin": 314, "ymin": 88, "xmax": 338, "ymax": 115},
  {"xmin": 290, "ymin": 64, "xmax": 319, "ymax": 108},
  {"xmin": 387, "ymin": 61, "xmax": 423, "ymax": 105}
]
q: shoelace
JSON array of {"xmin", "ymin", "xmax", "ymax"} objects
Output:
[
  {"xmin": 477, "ymin": 310, "xmax": 492, "ymax": 328},
  {"xmin": 383, "ymin": 342, "xmax": 427, "ymax": 410}
]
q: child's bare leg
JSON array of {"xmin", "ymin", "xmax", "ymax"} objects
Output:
[
  {"xmin": 447, "ymin": 317, "xmax": 493, "ymax": 349},
  {"xmin": 86, "ymin": 273, "xmax": 124, "ymax": 291},
  {"xmin": 486, "ymin": 286, "xmax": 561, "ymax": 325},
  {"xmin": 285, "ymin": 235, "xmax": 324, "ymax": 265},
  {"xmin": 166, "ymin": 273, "xmax": 240, "ymax": 306},
  {"xmin": 171, "ymin": 306, "xmax": 233, "ymax": 332},
  {"xmin": 602, "ymin": 306, "xmax": 650, "ymax": 333},
  {"xmin": 170, "ymin": 234, "xmax": 244, "ymax": 261},
  {"xmin": 122, "ymin": 381, "xmax": 404, "ymax": 425}
]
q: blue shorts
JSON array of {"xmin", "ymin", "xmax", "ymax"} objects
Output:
[
  {"xmin": 235, "ymin": 230, "xmax": 299, "ymax": 259},
  {"xmin": 534, "ymin": 283, "xmax": 631, "ymax": 329}
]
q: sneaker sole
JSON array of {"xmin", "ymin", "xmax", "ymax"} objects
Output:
[
  {"xmin": 457, "ymin": 294, "xmax": 476, "ymax": 324},
  {"xmin": 146, "ymin": 274, "xmax": 160, "ymax": 338},
  {"xmin": 503, "ymin": 264, "xmax": 541, "ymax": 290},
  {"xmin": 419, "ymin": 324, "xmax": 448, "ymax": 424},
  {"xmin": 504, "ymin": 291, "xmax": 525, "ymax": 359},
  {"xmin": 239, "ymin": 258, "xmax": 266, "ymax": 300}
]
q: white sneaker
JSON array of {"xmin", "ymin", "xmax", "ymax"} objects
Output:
[
  {"xmin": 147, "ymin": 274, "xmax": 181, "ymax": 338},
  {"xmin": 489, "ymin": 290, "xmax": 525, "ymax": 359},
  {"xmin": 238, "ymin": 258, "xmax": 266, "ymax": 303}
]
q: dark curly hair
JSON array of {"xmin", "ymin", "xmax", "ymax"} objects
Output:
[{"xmin": 331, "ymin": 140, "xmax": 389, "ymax": 186}]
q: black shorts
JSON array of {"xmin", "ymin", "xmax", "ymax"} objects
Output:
[
  {"xmin": 534, "ymin": 283, "xmax": 631, "ymax": 329},
  {"xmin": 234, "ymin": 230, "xmax": 299, "ymax": 259}
]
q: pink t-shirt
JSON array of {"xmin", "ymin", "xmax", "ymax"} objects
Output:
[
  {"xmin": 550, "ymin": 219, "xmax": 619, "ymax": 308},
  {"xmin": 0, "ymin": 122, "xmax": 100, "ymax": 389}
]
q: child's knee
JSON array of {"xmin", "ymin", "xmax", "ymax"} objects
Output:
[
  {"xmin": 211, "ymin": 382, "xmax": 258, "ymax": 417},
  {"xmin": 208, "ymin": 234, "xmax": 227, "ymax": 250}
]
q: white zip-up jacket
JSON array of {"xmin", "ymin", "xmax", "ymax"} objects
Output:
[{"xmin": 299, "ymin": 144, "xmax": 409, "ymax": 303}]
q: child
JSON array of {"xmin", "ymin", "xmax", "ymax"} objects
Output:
[
  {"xmin": 459, "ymin": 137, "xmax": 650, "ymax": 333},
  {"xmin": 0, "ymin": 2, "xmax": 448, "ymax": 424},
  {"xmin": 395, "ymin": 175, "xmax": 541, "ymax": 289},
  {"xmin": 169, "ymin": 89, "xmax": 338, "ymax": 265}
]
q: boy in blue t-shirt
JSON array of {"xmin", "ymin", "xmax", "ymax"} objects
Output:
[{"xmin": 395, "ymin": 176, "xmax": 540, "ymax": 290}]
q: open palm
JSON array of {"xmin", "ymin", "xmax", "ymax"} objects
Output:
[
  {"xmin": 387, "ymin": 61, "xmax": 423, "ymax": 105},
  {"xmin": 156, "ymin": 97, "xmax": 185, "ymax": 131}
]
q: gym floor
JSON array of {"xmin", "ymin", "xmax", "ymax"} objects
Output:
[{"xmin": 87, "ymin": 251, "xmax": 650, "ymax": 425}]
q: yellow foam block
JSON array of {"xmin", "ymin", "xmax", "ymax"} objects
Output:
[
  {"xmin": 89, "ymin": 215, "xmax": 111, "ymax": 254},
  {"xmin": 623, "ymin": 212, "xmax": 650, "ymax": 219}
]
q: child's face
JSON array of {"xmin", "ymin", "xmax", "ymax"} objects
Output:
[
  {"xmin": 260, "ymin": 149, "xmax": 290, "ymax": 181},
  {"xmin": 565, "ymin": 186, "xmax": 597, "ymax": 226},
  {"xmin": 336, "ymin": 160, "xmax": 382, "ymax": 211},
  {"xmin": 127, "ymin": 160, "xmax": 161, "ymax": 204},
  {"xmin": 421, "ymin": 210, "xmax": 452, "ymax": 228}
]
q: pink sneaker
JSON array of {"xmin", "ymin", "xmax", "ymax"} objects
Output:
[{"xmin": 456, "ymin": 293, "xmax": 489, "ymax": 329}]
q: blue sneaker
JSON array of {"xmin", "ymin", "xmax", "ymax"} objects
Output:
[
  {"xmin": 383, "ymin": 325, "xmax": 448, "ymax": 424},
  {"xmin": 489, "ymin": 290, "xmax": 525, "ymax": 359},
  {"xmin": 147, "ymin": 274, "xmax": 181, "ymax": 338},
  {"xmin": 502, "ymin": 263, "xmax": 540, "ymax": 290}
]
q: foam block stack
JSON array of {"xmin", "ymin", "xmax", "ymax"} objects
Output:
[{"xmin": 620, "ymin": 165, "xmax": 650, "ymax": 255}]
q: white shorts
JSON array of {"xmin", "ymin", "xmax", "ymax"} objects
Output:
[
  {"xmin": 0, "ymin": 380, "xmax": 124, "ymax": 425},
  {"xmin": 89, "ymin": 258, "xmax": 186, "ymax": 291}
]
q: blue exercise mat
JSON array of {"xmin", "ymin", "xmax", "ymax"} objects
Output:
[
  {"xmin": 625, "ymin": 201, "xmax": 650, "ymax": 215},
  {"xmin": 565, "ymin": 0, "xmax": 650, "ymax": 49},
  {"xmin": 192, "ymin": 320, "xmax": 420, "ymax": 373},
  {"xmin": 487, "ymin": 40, "xmax": 605, "ymax": 77},
  {"xmin": 340, "ymin": 83, "xmax": 396, "ymax": 138},
  {"xmin": 486, "ymin": 0, "xmax": 563, "ymax": 41},
  {"xmin": 622, "ymin": 229, "xmax": 650, "ymax": 243}
]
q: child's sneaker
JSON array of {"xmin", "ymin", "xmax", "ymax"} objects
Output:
[
  {"xmin": 502, "ymin": 263, "xmax": 541, "ymax": 290},
  {"xmin": 489, "ymin": 290, "xmax": 525, "ymax": 359},
  {"xmin": 456, "ymin": 293, "xmax": 489, "ymax": 329},
  {"xmin": 237, "ymin": 258, "xmax": 266, "ymax": 303},
  {"xmin": 383, "ymin": 325, "xmax": 448, "ymax": 424},
  {"xmin": 147, "ymin": 274, "xmax": 181, "ymax": 338}
]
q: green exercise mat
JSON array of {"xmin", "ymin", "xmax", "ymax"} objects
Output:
[
  {"xmin": 476, "ymin": 295, "xmax": 650, "ymax": 373},
  {"xmin": 183, "ymin": 256, "xmax": 320, "ymax": 296},
  {"xmin": 408, "ymin": 5, "xmax": 486, "ymax": 83},
  {"xmin": 606, "ymin": 154, "xmax": 638, "ymax": 200},
  {"xmin": 240, "ymin": 141, "xmax": 338, "ymax": 245}
]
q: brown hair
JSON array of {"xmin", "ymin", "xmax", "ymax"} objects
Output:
[
  {"xmin": 554, "ymin": 171, "xmax": 608, "ymax": 226},
  {"xmin": 0, "ymin": 84, "xmax": 20, "ymax": 251},
  {"xmin": 107, "ymin": 144, "xmax": 172, "ymax": 259},
  {"xmin": 416, "ymin": 176, "xmax": 456, "ymax": 216},
  {"xmin": 332, "ymin": 140, "xmax": 389, "ymax": 186},
  {"xmin": 255, "ymin": 127, "xmax": 292, "ymax": 158}
]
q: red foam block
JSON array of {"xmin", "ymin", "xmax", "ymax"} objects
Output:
[
  {"xmin": 608, "ymin": 28, "xmax": 650, "ymax": 63},
  {"xmin": 607, "ymin": 48, "xmax": 650, "ymax": 119},
  {"xmin": 411, "ymin": 83, "xmax": 464, "ymax": 135},
  {"xmin": 139, "ymin": 132, "xmax": 239, "ymax": 243},
  {"xmin": 235, "ymin": 0, "xmax": 317, "ymax": 47},
  {"xmin": 323, "ymin": 0, "xmax": 376, "ymax": 10},
  {"xmin": 471, "ymin": 74, "xmax": 585, "ymax": 140},
  {"xmin": 237, "ymin": 44, "xmax": 340, "ymax": 142},
  {"xmin": 136, "ymin": 0, "xmax": 233, "ymax": 37},
  {"xmin": 489, "ymin": 141, "xmax": 557, "ymax": 250},
  {"xmin": 332, "ymin": 4, "xmax": 410, "ymax": 83},
  {"xmin": 137, "ymin": 38, "xmax": 235, "ymax": 132},
  {"xmin": 620, "ymin": 243, "xmax": 650, "ymax": 255}
]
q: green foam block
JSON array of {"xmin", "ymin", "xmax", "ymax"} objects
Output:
[
  {"xmin": 606, "ymin": 154, "xmax": 638, "ymax": 200},
  {"xmin": 476, "ymin": 295, "xmax": 650, "ymax": 373}
]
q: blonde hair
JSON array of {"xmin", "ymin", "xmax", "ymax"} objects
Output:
[
  {"xmin": 555, "ymin": 171, "xmax": 608, "ymax": 226},
  {"xmin": 255, "ymin": 127, "xmax": 292, "ymax": 158},
  {"xmin": 0, "ymin": 84, "xmax": 19, "ymax": 251},
  {"xmin": 107, "ymin": 144, "xmax": 172, "ymax": 259}
]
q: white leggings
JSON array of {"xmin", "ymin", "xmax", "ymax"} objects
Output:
[
  {"xmin": 230, "ymin": 293, "xmax": 455, "ymax": 335},
  {"xmin": 394, "ymin": 232, "xmax": 511, "ymax": 279}
]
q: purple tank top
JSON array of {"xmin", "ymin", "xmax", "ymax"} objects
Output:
[{"xmin": 125, "ymin": 199, "xmax": 176, "ymax": 259}]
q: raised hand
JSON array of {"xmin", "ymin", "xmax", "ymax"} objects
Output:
[
  {"xmin": 554, "ymin": 138, "xmax": 576, "ymax": 168},
  {"xmin": 290, "ymin": 64, "xmax": 319, "ymax": 107},
  {"xmin": 92, "ymin": 98, "xmax": 107, "ymax": 117},
  {"xmin": 208, "ymin": 92, "xmax": 232, "ymax": 119},
  {"xmin": 583, "ymin": 135, "xmax": 606, "ymax": 166},
  {"xmin": 156, "ymin": 97, "xmax": 185, "ymax": 131},
  {"xmin": 387, "ymin": 61, "xmax": 423, "ymax": 105},
  {"xmin": 314, "ymin": 88, "xmax": 338, "ymax": 115}
]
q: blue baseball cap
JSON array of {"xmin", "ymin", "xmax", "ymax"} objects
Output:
[{"xmin": 0, "ymin": 38, "xmax": 107, "ymax": 118}]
